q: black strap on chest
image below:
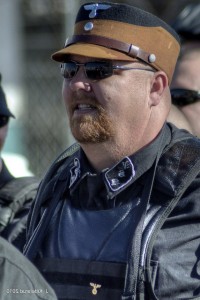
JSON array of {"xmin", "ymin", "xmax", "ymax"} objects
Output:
[
  {"xmin": 121, "ymin": 128, "xmax": 167, "ymax": 300},
  {"xmin": 35, "ymin": 258, "xmax": 126, "ymax": 300}
]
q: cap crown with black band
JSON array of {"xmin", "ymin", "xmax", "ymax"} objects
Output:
[
  {"xmin": 0, "ymin": 74, "xmax": 15, "ymax": 118},
  {"xmin": 52, "ymin": 2, "xmax": 180, "ymax": 84}
]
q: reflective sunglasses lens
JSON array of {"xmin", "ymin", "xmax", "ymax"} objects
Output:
[
  {"xmin": 171, "ymin": 89, "xmax": 200, "ymax": 106},
  {"xmin": 61, "ymin": 62, "xmax": 78, "ymax": 79},
  {"xmin": 0, "ymin": 116, "xmax": 9, "ymax": 128},
  {"xmin": 85, "ymin": 61, "xmax": 113, "ymax": 80}
]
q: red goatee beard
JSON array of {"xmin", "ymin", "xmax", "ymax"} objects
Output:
[{"xmin": 69, "ymin": 94, "xmax": 114, "ymax": 144}]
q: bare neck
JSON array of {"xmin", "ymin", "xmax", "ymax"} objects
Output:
[
  {"xmin": 80, "ymin": 130, "xmax": 159, "ymax": 172},
  {"xmin": 80, "ymin": 142, "xmax": 131, "ymax": 172}
]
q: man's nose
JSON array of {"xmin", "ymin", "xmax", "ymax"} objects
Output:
[{"xmin": 68, "ymin": 67, "xmax": 92, "ymax": 92}]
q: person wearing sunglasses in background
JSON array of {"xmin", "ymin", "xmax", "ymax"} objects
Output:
[
  {"xmin": 0, "ymin": 74, "xmax": 38, "ymax": 251},
  {"xmin": 167, "ymin": 2, "xmax": 200, "ymax": 137},
  {"xmin": 24, "ymin": 2, "xmax": 200, "ymax": 300}
]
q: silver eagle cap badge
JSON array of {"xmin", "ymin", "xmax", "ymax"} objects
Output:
[{"xmin": 84, "ymin": 3, "xmax": 111, "ymax": 18}]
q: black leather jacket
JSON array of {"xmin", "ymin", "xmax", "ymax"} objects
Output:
[
  {"xmin": 0, "ymin": 160, "xmax": 38, "ymax": 251},
  {"xmin": 25, "ymin": 123, "xmax": 200, "ymax": 300}
]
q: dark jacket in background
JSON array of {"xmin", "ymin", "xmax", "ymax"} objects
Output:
[
  {"xmin": 0, "ymin": 236, "xmax": 57, "ymax": 300},
  {"xmin": 0, "ymin": 160, "xmax": 39, "ymax": 251}
]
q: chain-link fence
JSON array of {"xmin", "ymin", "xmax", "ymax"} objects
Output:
[
  {"xmin": 20, "ymin": 1, "xmax": 74, "ymax": 177},
  {"xmin": 22, "ymin": 56, "xmax": 70, "ymax": 177}
]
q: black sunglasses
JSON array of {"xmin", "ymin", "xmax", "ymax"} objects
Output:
[
  {"xmin": 171, "ymin": 88, "xmax": 200, "ymax": 106},
  {"xmin": 61, "ymin": 60, "xmax": 155, "ymax": 81},
  {"xmin": 0, "ymin": 116, "xmax": 9, "ymax": 128}
]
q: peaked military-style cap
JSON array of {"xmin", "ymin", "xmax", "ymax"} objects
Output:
[{"xmin": 52, "ymin": 2, "xmax": 180, "ymax": 84}]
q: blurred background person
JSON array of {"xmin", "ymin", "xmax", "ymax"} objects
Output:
[
  {"xmin": 0, "ymin": 74, "xmax": 15, "ymax": 174},
  {"xmin": 167, "ymin": 2, "xmax": 200, "ymax": 137},
  {"xmin": 0, "ymin": 74, "xmax": 38, "ymax": 251},
  {"xmin": 0, "ymin": 236, "xmax": 57, "ymax": 300}
]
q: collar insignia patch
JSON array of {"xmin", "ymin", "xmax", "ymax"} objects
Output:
[
  {"xmin": 69, "ymin": 158, "xmax": 81, "ymax": 188},
  {"xmin": 105, "ymin": 157, "xmax": 136, "ymax": 192}
]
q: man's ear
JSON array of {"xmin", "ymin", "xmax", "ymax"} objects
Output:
[{"xmin": 149, "ymin": 71, "xmax": 168, "ymax": 106}]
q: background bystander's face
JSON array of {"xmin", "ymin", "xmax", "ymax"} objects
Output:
[
  {"xmin": 171, "ymin": 42, "xmax": 200, "ymax": 137},
  {"xmin": 172, "ymin": 42, "xmax": 200, "ymax": 91}
]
